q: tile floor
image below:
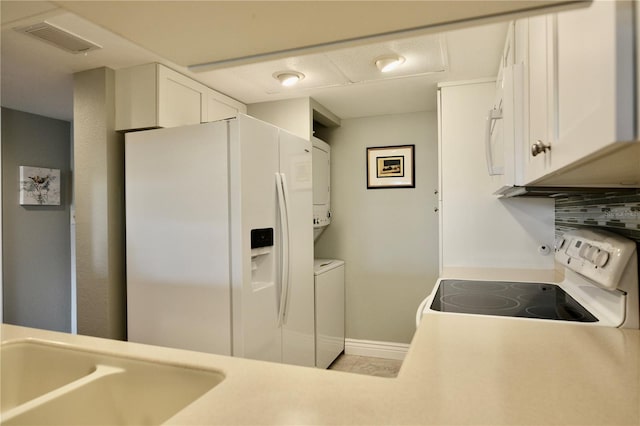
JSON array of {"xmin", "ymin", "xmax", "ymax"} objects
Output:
[{"xmin": 328, "ymin": 354, "xmax": 403, "ymax": 378}]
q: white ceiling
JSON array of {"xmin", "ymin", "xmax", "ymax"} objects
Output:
[{"xmin": 1, "ymin": 1, "xmax": 516, "ymax": 122}]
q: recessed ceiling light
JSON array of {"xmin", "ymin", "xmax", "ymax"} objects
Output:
[
  {"xmin": 274, "ymin": 71, "xmax": 305, "ymax": 87},
  {"xmin": 375, "ymin": 55, "xmax": 405, "ymax": 73}
]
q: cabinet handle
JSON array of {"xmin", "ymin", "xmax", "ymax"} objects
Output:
[
  {"xmin": 434, "ymin": 207, "xmax": 439, "ymax": 212},
  {"xmin": 531, "ymin": 140, "xmax": 551, "ymax": 157}
]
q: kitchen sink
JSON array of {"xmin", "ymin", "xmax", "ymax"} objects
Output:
[{"xmin": 0, "ymin": 340, "xmax": 225, "ymax": 425}]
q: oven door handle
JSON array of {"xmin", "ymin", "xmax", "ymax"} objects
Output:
[{"xmin": 415, "ymin": 295, "xmax": 431, "ymax": 329}]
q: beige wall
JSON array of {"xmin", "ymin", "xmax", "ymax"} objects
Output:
[
  {"xmin": 247, "ymin": 98, "xmax": 312, "ymax": 140},
  {"xmin": 73, "ymin": 68, "xmax": 126, "ymax": 340},
  {"xmin": 314, "ymin": 111, "xmax": 439, "ymax": 344}
]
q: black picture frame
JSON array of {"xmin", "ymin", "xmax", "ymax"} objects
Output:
[{"xmin": 366, "ymin": 145, "xmax": 415, "ymax": 189}]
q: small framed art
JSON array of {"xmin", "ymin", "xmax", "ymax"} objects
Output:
[
  {"xmin": 19, "ymin": 166, "xmax": 61, "ymax": 205},
  {"xmin": 366, "ymin": 145, "xmax": 415, "ymax": 189}
]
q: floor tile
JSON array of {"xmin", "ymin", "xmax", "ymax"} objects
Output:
[
  {"xmin": 328, "ymin": 354, "xmax": 402, "ymax": 378},
  {"xmin": 328, "ymin": 354, "xmax": 359, "ymax": 371}
]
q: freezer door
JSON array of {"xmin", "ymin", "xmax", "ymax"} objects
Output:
[
  {"xmin": 278, "ymin": 130, "xmax": 315, "ymax": 367},
  {"xmin": 229, "ymin": 115, "xmax": 282, "ymax": 362},
  {"xmin": 125, "ymin": 122, "xmax": 232, "ymax": 355}
]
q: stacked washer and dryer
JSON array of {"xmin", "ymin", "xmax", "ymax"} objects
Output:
[{"xmin": 312, "ymin": 136, "xmax": 345, "ymax": 369}]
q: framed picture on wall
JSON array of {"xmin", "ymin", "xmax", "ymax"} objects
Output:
[
  {"xmin": 366, "ymin": 145, "xmax": 415, "ymax": 189},
  {"xmin": 19, "ymin": 166, "xmax": 61, "ymax": 205}
]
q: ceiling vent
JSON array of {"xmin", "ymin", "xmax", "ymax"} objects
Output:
[{"xmin": 15, "ymin": 21, "xmax": 102, "ymax": 54}]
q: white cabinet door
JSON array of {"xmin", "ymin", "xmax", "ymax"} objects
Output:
[
  {"xmin": 205, "ymin": 89, "xmax": 246, "ymax": 122},
  {"xmin": 157, "ymin": 65, "xmax": 207, "ymax": 128},
  {"xmin": 554, "ymin": 0, "xmax": 634, "ymax": 165},
  {"xmin": 523, "ymin": 14, "xmax": 555, "ymax": 183},
  {"xmin": 522, "ymin": 0, "xmax": 637, "ymax": 186}
]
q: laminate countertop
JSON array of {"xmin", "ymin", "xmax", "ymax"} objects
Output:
[{"xmin": 2, "ymin": 314, "xmax": 639, "ymax": 425}]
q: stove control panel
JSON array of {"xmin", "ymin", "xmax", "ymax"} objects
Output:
[{"xmin": 555, "ymin": 229, "xmax": 636, "ymax": 291}]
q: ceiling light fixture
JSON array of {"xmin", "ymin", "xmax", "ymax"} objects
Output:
[
  {"xmin": 274, "ymin": 71, "xmax": 305, "ymax": 87},
  {"xmin": 375, "ymin": 55, "xmax": 405, "ymax": 73}
]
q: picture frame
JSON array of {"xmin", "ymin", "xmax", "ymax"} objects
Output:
[
  {"xmin": 366, "ymin": 145, "xmax": 415, "ymax": 189},
  {"xmin": 19, "ymin": 166, "xmax": 61, "ymax": 205}
]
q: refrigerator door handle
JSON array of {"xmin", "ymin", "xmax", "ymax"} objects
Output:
[{"xmin": 275, "ymin": 172, "xmax": 291, "ymax": 327}]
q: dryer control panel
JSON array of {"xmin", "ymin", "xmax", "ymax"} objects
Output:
[{"xmin": 313, "ymin": 208, "xmax": 331, "ymax": 227}]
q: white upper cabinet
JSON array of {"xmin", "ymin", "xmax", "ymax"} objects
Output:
[
  {"xmin": 523, "ymin": 14, "xmax": 556, "ymax": 183},
  {"xmin": 206, "ymin": 91, "xmax": 242, "ymax": 123},
  {"xmin": 116, "ymin": 63, "xmax": 246, "ymax": 131},
  {"xmin": 157, "ymin": 64, "xmax": 207, "ymax": 128},
  {"xmin": 521, "ymin": 0, "xmax": 638, "ymax": 186},
  {"xmin": 553, "ymin": 0, "xmax": 634, "ymax": 166}
]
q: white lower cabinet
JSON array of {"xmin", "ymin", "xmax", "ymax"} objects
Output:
[{"xmin": 116, "ymin": 63, "xmax": 246, "ymax": 131}]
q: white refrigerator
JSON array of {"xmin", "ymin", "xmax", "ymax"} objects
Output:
[{"xmin": 125, "ymin": 114, "xmax": 315, "ymax": 367}]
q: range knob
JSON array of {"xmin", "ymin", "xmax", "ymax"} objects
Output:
[
  {"xmin": 594, "ymin": 251, "xmax": 610, "ymax": 268},
  {"xmin": 586, "ymin": 246, "xmax": 600, "ymax": 262},
  {"xmin": 578, "ymin": 243, "xmax": 592, "ymax": 260}
]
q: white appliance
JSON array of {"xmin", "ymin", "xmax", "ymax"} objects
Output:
[
  {"xmin": 438, "ymin": 80, "xmax": 555, "ymax": 272},
  {"xmin": 125, "ymin": 114, "xmax": 315, "ymax": 367},
  {"xmin": 417, "ymin": 229, "xmax": 639, "ymax": 329},
  {"xmin": 486, "ymin": 22, "xmax": 527, "ymax": 194},
  {"xmin": 314, "ymin": 259, "xmax": 345, "ymax": 369},
  {"xmin": 312, "ymin": 136, "xmax": 331, "ymax": 241}
]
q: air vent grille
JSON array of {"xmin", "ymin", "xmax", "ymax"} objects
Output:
[{"xmin": 16, "ymin": 22, "xmax": 101, "ymax": 54}]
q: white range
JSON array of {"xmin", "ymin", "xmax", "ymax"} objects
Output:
[{"xmin": 417, "ymin": 228, "xmax": 639, "ymax": 329}]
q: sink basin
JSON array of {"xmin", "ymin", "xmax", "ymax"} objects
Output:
[
  {"xmin": 1, "ymin": 340, "xmax": 99, "ymax": 411},
  {"xmin": 1, "ymin": 340, "xmax": 225, "ymax": 425}
]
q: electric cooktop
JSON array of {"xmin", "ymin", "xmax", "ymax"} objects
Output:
[{"xmin": 430, "ymin": 280, "xmax": 598, "ymax": 323}]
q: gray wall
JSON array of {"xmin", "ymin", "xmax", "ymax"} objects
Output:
[
  {"xmin": 1, "ymin": 107, "xmax": 71, "ymax": 332},
  {"xmin": 314, "ymin": 111, "xmax": 439, "ymax": 344}
]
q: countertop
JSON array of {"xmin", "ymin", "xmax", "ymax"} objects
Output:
[{"xmin": 2, "ymin": 314, "xmax": 639, "ymax": 425}]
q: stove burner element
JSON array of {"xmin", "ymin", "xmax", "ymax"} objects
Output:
[
  {"xmin": 525, "ymin": 304, "xmax": 586, "ymax": 321},
  {"xmin": 450, "ymin": 281, "xmax": 509, "ymax": 292},
  {"xmin": 441, "ymin": 294, "xmax": 520, "ymax": 311},
  {"xmin": 430, "ymin": 280, "xmax": 598, "ymax": 323}
]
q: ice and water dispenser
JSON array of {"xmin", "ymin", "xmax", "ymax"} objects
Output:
[{"xmin": 250, "ymin": 228, "xmax": 274, "ymax": 290}]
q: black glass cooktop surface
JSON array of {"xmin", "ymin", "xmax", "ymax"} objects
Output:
[{"xmin": 430, "ymin": 280, "xmax": 598, "ymax": 322}]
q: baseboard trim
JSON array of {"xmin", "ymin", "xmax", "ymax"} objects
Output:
[{"xmin": 344, "ymin": 338, "xmax": 409, "ymax": 361}]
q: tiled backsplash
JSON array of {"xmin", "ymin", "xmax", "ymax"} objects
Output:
[{"xmin": 555, "ymin": 190, "xmax": 640, "ymax": 243}]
